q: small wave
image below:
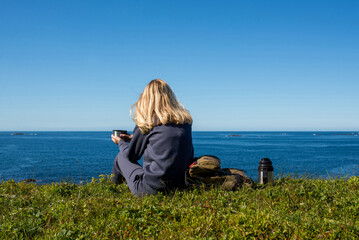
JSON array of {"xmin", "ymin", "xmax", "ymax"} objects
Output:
[
  {"xmin": 328, "ymin": 164, "xmax": 359, "ymax": 176},
  {"xmin": 0, "ymin": 144, "xmax": 17, "ymax": 153}
]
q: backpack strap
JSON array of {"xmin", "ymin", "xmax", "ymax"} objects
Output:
[
  {"xmin": 221, "ymin": 168, "xmax": 255, "ymax": 188},
  {"xmin": 186, "ymin": 166, "xmax": 255, "ymax": 190}
]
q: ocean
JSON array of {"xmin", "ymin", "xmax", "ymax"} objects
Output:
[{"xmin": 0, "ymin": 131, "xmax": 358, "ymax": 184}]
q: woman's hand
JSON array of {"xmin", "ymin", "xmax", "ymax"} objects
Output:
[
  {"xmin": 120, "ymin": 134, "xmax": 133, "ymax": 143},
  {"xmin": 111, "ymin": 135, "xmax": 121, "ymax": 145},
  {"xmin": 111, "ymin": 134, "xmax": 133, "ymax": 144}
]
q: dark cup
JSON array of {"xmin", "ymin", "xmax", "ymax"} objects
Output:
[{"xmin": 113, "ymin": 130, "xmax": 128, "ymax": 137}]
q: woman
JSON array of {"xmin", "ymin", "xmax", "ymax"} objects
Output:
[{"xmin": 111, "ymin": 79, "xmax": 194, "ymax": 197}]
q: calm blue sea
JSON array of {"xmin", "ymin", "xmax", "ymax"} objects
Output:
[{"xmin": 0, "ymin": 131, "xmax": 358, "ymax": 184}]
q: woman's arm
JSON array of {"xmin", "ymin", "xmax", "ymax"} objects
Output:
[{"xmin": 117, "ymin": 126, "xmax": 148, "ymax": 163}]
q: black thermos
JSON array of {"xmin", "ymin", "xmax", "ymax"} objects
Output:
[{"xmin": 258, "ymin": 158, "xmax": 274, "ymax": 185}]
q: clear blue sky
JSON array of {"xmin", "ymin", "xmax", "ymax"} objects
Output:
[{"xmin": 1, "ymin": 0, "xmax": 358, "ymax": 131}]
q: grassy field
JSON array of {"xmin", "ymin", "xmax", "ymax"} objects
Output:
[{"xmin": 1, "ymin": 175, "xmax": 358, "ymax": 239}]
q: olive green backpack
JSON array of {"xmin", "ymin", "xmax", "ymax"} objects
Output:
[{"xmin": 187, "ymin": 155, "xmax": 255, "ymax": 190}]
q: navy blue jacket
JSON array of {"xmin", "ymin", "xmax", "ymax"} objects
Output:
[{"xmin": 118, "ymin": 124, "xmax": 194, "ymax": 190}]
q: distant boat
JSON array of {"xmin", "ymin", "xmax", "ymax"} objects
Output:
[{"xmin": 11, "ymin": 133, "xmax": 24, "ymax": 135}]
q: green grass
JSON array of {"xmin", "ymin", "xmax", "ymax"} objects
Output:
[{"xmin": 1, "ymin": 175, "xmax": 358, "ymax": 239}]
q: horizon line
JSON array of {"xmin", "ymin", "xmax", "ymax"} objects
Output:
[{"xmin": 1, "ymin": 130, "xmax": 359, "ymax": 132}]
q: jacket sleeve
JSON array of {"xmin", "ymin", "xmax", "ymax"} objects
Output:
[{"xmin": 118, "ymin": 126, "xmax": 148, "ymax": 162}]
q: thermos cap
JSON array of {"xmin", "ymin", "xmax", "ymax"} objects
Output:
[
  {"xmin": 259, "ymin": 158, "xmax": 272, "ymax": 165},
  {"xmin": 258, "ymin": 158, "xmax": 274, "ymax": 171}
]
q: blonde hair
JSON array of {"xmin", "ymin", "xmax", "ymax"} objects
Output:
[{"xmin": 131, "ymin": 79, "xmax": 193, "ymax": 134}]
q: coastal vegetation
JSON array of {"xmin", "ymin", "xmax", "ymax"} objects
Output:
[{"xmin": 1, "ymin": 175, "xmax": 358, "ymax": 239}]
